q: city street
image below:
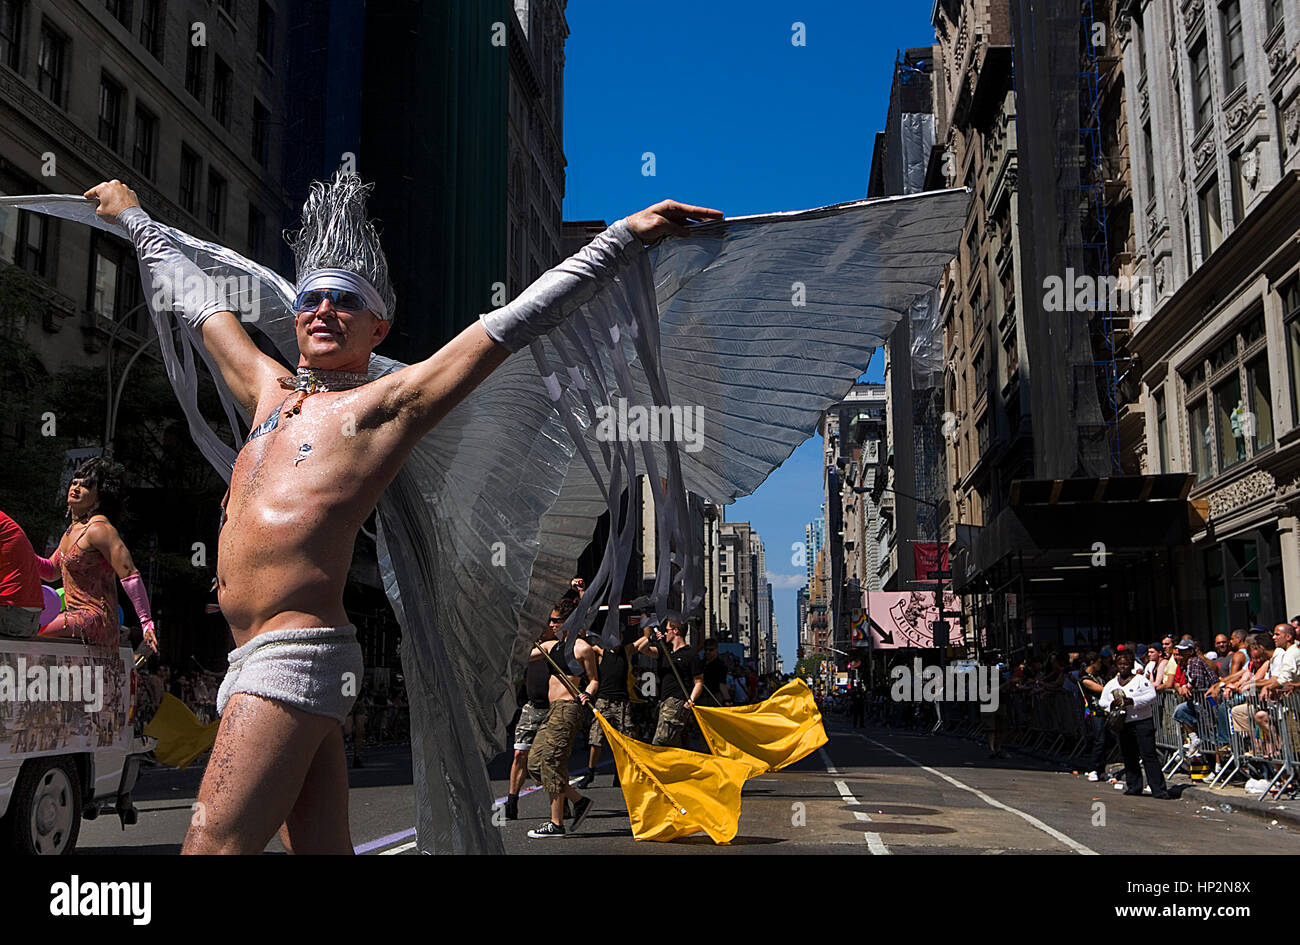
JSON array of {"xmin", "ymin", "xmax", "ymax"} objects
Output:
[{"xmin": 77, "ymin": 723, "xmax": 1296, "ymax": 855}]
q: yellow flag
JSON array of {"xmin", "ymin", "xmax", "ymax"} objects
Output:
[
  {"xmin": 693, "ymin": 678, "xmax": 828, "ymax": 774},
  {"xmin": 596, "ymin": 712, "xmax": 750, "ymax": 844},
  {"xmin": 143, "ymin": 693, "xmax": 219, "ymax": 769}
]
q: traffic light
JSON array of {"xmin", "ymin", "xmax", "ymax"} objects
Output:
[{"xmin": 797, "ymin": 647, "xmax": 805, "ymax": 660}]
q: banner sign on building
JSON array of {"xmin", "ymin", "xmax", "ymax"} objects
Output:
[
  {"xmin": 911, "ymin": 542, "xmax": 950, "ymax": 581},
  {"xmin": 865, "ymin": 591, "xmax": 963, "ymax": 649}
]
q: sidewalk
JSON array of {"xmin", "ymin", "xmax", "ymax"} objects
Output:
[{"xmin": 1170, "ymin": 777, "xmax": 1300, "ymax": 829}]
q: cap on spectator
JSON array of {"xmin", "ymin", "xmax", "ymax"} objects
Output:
[
  {"xmin": 1175, "ymin": 640, "xmax": 1196, "ymax": 652},
  {"xmin": 1137, "ymin": 644, "xmax": 1148, "ymax": 660}
]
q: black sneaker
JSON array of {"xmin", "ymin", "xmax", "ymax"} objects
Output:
[
  {"xmin": 527, "ymin": 821, "xmax": 565, "ymax": 838},
  {"xmin": 504, "ymin": 796, "xmax": 518, "ymax": 820},
  {"xmin": 575, "ymin": 771, "xmax": 595, "ymax": 789},
  {"xmin": 570, "ymin": 796, "xmax": 594, "ymax": 833}
]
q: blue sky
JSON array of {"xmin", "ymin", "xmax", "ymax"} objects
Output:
[{"xmin": 561, "ymin": 0, "xmax": 935, "ymax": 671}]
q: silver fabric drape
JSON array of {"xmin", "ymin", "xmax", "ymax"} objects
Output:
[{"xmin": 1, "ymin": 188, "xmax": 969, "ymax": 853}]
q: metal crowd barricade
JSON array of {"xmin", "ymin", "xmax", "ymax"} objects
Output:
[
  {"xmin": 1153, "ymin": 689, "xmax": 1186, "ymax": 777},
  {"xmin": 1267, "ymin": 691, "xmax": 1298, "ymax": 796}
]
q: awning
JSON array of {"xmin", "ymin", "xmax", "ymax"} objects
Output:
[{"xmin": 952, "ymin": 473, "xmax": 1194, "ymax": 592}]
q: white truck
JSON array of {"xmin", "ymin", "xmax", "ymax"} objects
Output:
[{"xmin": 0, "ymin": 636, "xmax": 154, "ymax": 854}]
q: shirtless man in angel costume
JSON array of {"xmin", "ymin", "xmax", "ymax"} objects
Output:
[{"xmin": 85, "ymin": 174, "xmax": 721, "ymax": 854}]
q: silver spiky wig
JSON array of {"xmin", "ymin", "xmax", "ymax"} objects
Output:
[{"xmin": 284, "ymin": 169, "xmax": 397, "ymax": 321}]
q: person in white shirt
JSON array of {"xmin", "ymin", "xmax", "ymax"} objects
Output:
[
  {"xmin": 1099, "ymin": 651, "xmax": 1171, "ymax": 799},
  {"xmin": 1245, "ymin": 624, "xmax": 1300, "ymax": 753}
]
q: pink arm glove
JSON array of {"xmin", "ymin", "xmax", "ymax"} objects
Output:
[
  {"xmin": 120, "ymin": 572, "xmax": 154, "ymax": 632},
  {"xmin": 35, "ymin": 551, "xmax": 60, "ymax": 582}
]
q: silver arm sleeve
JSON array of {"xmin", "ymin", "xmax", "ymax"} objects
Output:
[
  {"xmin": 479, "ymin": 218, "xmax": 643, "ymax": 353},
  {"xmin": 118, "ymin": 206, "xmax": 232, "ymax": 329}
]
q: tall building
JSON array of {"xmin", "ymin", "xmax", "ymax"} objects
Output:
[
  {"xmin": 935, "ymin": 0, "xmax": 1192, "ymax": 653},
  {"xmin": 796, "ymin": 584, "xmax": 810, "ymax": 648},
  {"xmin": 1122, "ymin": 0, "xmax": 1300, "ymax": 628},
  {"xmin": 0, "ymin": 0, "xmax": 292, "ymax": 667},
  {"xmin": 2, "ymin": 0, "xmax": 289, "ymax": 360},
  {"xmin": 281, "ymin": 0, "xmax": 567, "ymax": 363},
  {"xmin": 804, "ymin": 513, "xmax": 824, "ymax": 596},
  {"xmin": 717, "ymin": 520, "xmax": 769, "ymax": 668},
  {"xmin": 867, "ymin": 48, "xmax": 945, "ymax": 595},
  {"xmin": 820, "ymin": 382, "xmax": 889, "ymax": 662}
]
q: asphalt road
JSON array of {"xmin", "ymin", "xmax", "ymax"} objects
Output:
[{"xmin": 74, "ymin": 721, "xmax": 1296, "ymax": 855}]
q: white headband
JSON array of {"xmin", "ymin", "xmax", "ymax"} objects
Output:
[{"xmin": 297, "ymin": 268, "xmax": 390, "ymax": 320}]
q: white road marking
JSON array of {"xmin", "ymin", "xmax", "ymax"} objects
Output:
[
  {"xmin": 379, "ymin": 840, "xmax": 417, "ymax": 855},
  {"xmin": 858, "ymin": 733, "xmax": 1098, "ymax": 856},
  {"xmin": 820, "ymin": 746, "xmax": 889, "ymax": 854}
]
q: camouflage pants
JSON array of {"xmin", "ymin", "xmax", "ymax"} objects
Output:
[
  {"xmin": 527, "ymin": 700, "xmax": 584, "ymax": 795},
  {"xmin": 652, "ymin": 696, "xmax": 691, "ymax": 747},
  {"xmin": 589, "ymin": 697, "xmax": 631, "ymax": 747}
]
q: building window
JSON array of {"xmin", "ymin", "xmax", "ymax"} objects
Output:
[
  {"xmin": 3, "ymin": 208, "xmax": 50, "ymax": 278},
  {"xmin": 247, "ymin": 204, "xmax": 263, "ymax": 257},
  {"xmin": 1134, "ymin": 15, "xmax": 1147, "ymax": 80},
  {"xmin": 1221, "ymin": 1, "xmax": 1245, "ymax": 93},
  {"xmin": 139, "ymin": 0, "xmax": 163, "ymax": 60},
  {"xmin": 1188, "ymin": 399, "xmax": 1212, "ymax": 482},
  {"xmin": 1213, "ymin": 373, "xmax": 1244, "ymax": 470},
  {"xmin": 205, "ymin": 169, "xmax": 226, "ymax": 234},
  {"xmin": 1210, "ymin": 335, "xmax": 1237, "ymax": 374},
  {"xmin": 252, "ymin": 98, "xmax": 269, "ymax": 165},
  {"xmin": 212, "ymin": 56, "xmax": 231, "ymax": 127},
  {"xmin": 1284, "ymin": 279, "xmax": 1300, "ymax": 423},
  {"xmin": 132, "ymin": 104, "xmax": 157, "ymax": 179},
  {"xmin": 1155, "ymin": 388, "xmax": 1169, "ymax": 473},
  {"xmin": 89, "ymin": 239, "xmax": 122, "ymax": 319},
  {"xmin": 1143, "ymin": 122, "xmax": 1156, "ymax": 202},
  {"xmin": 179, "ymin": 146, "xmax": 200, "ymax": 215},
  {"xmin": 973, "ymin": 346, "xmax": 987, "ymax": 400},
  {"xmin": 0, "ymin": 0, "xmax": 22, "ymax": 70},
  {"xmin": 98, "ymin": 73, "xmax": 124, "ymax": 152},
  {"xmin": 37, "ymin": 20, "xmax": 68, "ymax": 108},
  {"xmin": 1190, "ymin": 37, "xmax": 1212, "ymax": 132},
  {"xmin": 256, "ymin": 1, "xmax": 274, "ymax": 62},
  {"xmin": 1266, "ymin": 0, "xmax": 1285, "ymax": 32},
  {"xmin": 1228, "ymin": 148, "xmax": 1246, "ymax": 224},
  {"xmin": 1199, "ymin": 177, "xmax": 1222, "ymax": 260},
  {"xmin": 1245, "ymin": 355, "xmax": 1273, "ymax": 451},
  {"xmin": 184, "ymin": 39, "xmax": 205, "ymax": 102},
  {"xmin": 105, "ymin": 0, "xmax": 132, "ymax": 27}
]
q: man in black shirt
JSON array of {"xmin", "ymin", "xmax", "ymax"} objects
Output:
[
  {"xmin": 644, "ymin": 618, "xmax": 705, "ymax": 747},
  {"xmin": 578, "ymin": 623, "xmax": 644, "ymax": 788},
  {"xmin": 504, "ymin": 614, "xmax": 559, "ymax": 820},
  {"xmin": 701, "ymin": 638, "xmax": 730, "ymax": 706}
]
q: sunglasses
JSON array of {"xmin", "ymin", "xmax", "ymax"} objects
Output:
[{"xmin": 294, "ymin": 288, "xmax": 368, "ymax": 313}]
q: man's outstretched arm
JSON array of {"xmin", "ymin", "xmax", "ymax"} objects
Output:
[
  {"xmin": 85, "ymin": 180, "xmax": 284, "ymax": 416},
  {"xmin": 387, "ymin": 199, "xmax": 722, "ymax": 438}
]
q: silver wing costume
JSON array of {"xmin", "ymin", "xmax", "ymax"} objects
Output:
[{"xmin": 0, "ymin": 188, "xmax": 969, "ymax": 853}]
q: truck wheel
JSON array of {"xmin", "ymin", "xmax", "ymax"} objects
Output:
[{"xmin": 6, "ymin": 758, "xmax": 82, "ymax": 855}]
